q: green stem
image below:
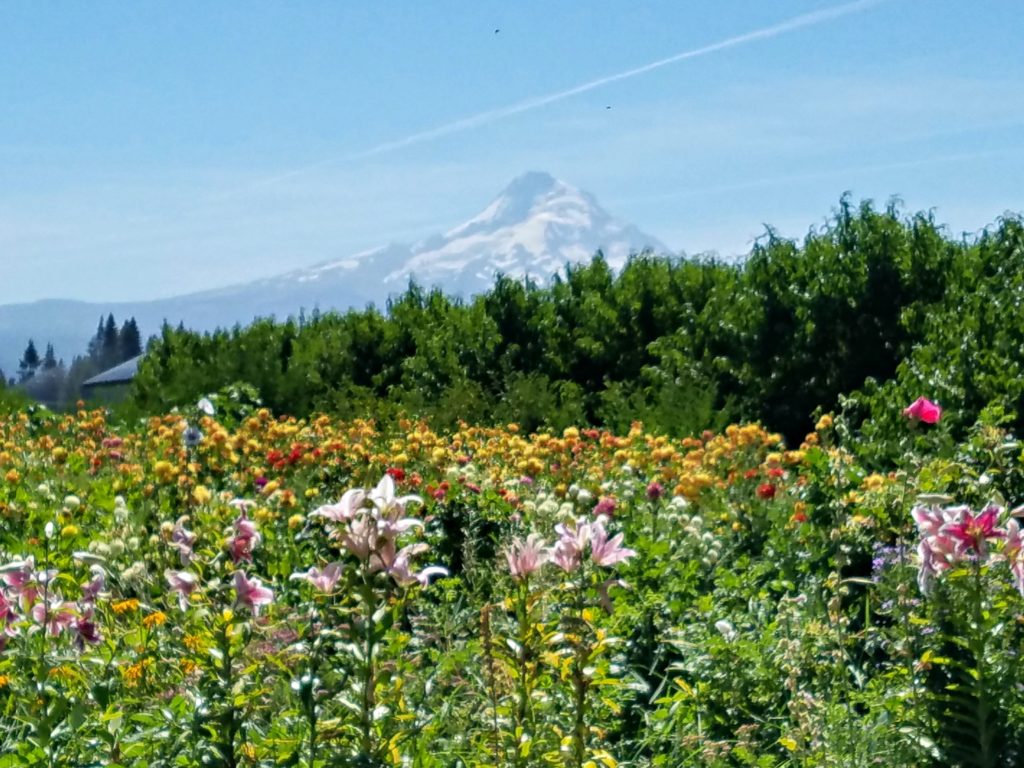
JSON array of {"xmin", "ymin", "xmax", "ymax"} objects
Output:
[
  {"xmin": 307, "ymin": 607, "xmax": 319, "ymax": 768},
  {"xmin": 361, "ymin": 571, "xmax": 377, "ymax": 759},
  {"xmin": 570, "ymin": 563, "xmax": 589, "ymax": 768},
  {"xmin": 219, "ymin": 622, "xmax": 237, "ymax": 768}
]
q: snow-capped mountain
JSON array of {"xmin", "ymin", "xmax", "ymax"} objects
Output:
[
  {"xmin": 275, "ymin": 171, "xmax": 666, "ymax": 296},
  {"xmin": 0, "ymin": 172, "xmax": 668, "ymax": 376}
]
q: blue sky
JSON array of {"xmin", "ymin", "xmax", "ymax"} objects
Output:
[{"xmin": 1, "ymin": 0, "xmax": 1022, "ymax": 304}]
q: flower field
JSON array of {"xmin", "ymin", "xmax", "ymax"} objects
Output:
[{"xmin": 1, "ymin": 397, "xmax": 1024, "ymax": 767}]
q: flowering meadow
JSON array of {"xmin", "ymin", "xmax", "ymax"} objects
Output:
[{"xmin": 1, "ymin": 396, "xmax": 1024, "ymax": 767}]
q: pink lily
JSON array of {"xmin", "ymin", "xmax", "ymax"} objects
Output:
[
  {"xmin": 165, "ymin": 570, "xmax": 199, "ymax": 610},
  {"xmin": 505, "ymin": 534, "xmax": 548, "ymax": 580},
  {"xmin": 30, "ymin": 597, "xmax": 77, "ymax": 636},
  {"xmin": 942, "ymin": 504, "xmax": 1005, "ymax": 555},
  {"xmin": 312, "ymin": 488, "xmax": 367, "ymax": 524},
  {"xmin": 290, "ymin": 563, "xmax": 344, "ymax": 594},
  {"xmin": 232, "ymin": 571, "xmax": 274, "ymax": 616},
  {"xmin": 589, "ymin": 520, "xmax": 637, "ymax": 567},
  {"xmin": 228, "ymin": 510, "xmax": 262, "ymax": 564}
]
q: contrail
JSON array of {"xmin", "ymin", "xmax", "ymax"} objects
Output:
[{"xmin": 239, "ymin": 0, "xmax": 887, "ymax": 191}]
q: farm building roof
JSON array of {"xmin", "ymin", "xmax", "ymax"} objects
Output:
[{"xmin": 82, "ymin": 355, "xmax": 143, "ymax": 388}]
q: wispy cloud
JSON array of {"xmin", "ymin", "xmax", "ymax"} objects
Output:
[{"xmin": 238, "ymin": 0, "xmax": 889, "ymax": 193}]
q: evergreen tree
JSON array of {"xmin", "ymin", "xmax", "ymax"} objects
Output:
[
  {"xmin": 18, "ymin": 339, "xmax": 41, "ymax": 383},
  {"xmin": 42, "ymin": 343, "xmax": 58, "ymax": 371},
  {"xmin": 101, "ymin": 314, "xmax": 119, "ymax": 368},
  {"xmin": 119, "ymin": 317, "xmax": 143, "ymax": 361},
  {"xmin": 87, "ymin": 316, "xmax": 105, "ymax": 360}
]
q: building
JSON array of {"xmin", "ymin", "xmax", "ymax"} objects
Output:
[{"xmin": 81, "ymin": 355, "xmax": 143, "ymax": 402}]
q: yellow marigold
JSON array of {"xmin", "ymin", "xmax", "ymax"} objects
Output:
[
  {"xmin": 816, "ymin": 414, "xmax": 834, "ymax": 431},
  {"xmin": 862, "ymin": 474, "xmax": 886, "ymax": 491},
  {"xmin": 48, "ymin": 665, "xmax": 79, "ymax": 683},
  {"xmin": 288, "ymin": 514, "xmax": 305, "ymax": 530},
  {"xmin": 112, "ymin": 598, "xmax": 141, "ymax": 615},
  {"xmin": 120, "ymin": 659, "xmax": 152, "ymax": 688},
  {"xmin": 0, "ymin": 674, "xmax": 11, "ymax": 688},
  {"xmin": 4, "ymin": 470, "xmax": 19, "ymax": 484},
  {"xmin": 183, "ymin": 634, "xmax": 207, "ymax": 653},
  {"xmin": 142, "ymin": 612, "xmax": 167, "ymax": 629},
  {"xmin": 51, "ymin": 447, "xmax": 68, "ymax": 464},
  {"xmin": 191, "ymin": 485, "xmax": 212, "ymax": 504},
  {"xmin": 153, "ymin": 461, "xmax": 176, "ymax": 483},
  {"xmin": 180, "ymin": 658, "xmax": 199, "ymax": 676}
]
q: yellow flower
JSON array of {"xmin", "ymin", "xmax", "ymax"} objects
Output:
[
  {"xmin": 142, "ymin": 612, "xmax": 167, "ymax": 630},
  {"xmin": 60, "ymin": 524, "xmax": 80, "ymax": 539},
  {"xmin": 192, "ymin": 485, "xmax": 212, "ymax": 504},
  {"xmin": 862, "ymin": 474, "xmax": 886, "ymax": 492},
  {"xmin": 112, "ymin": 598, "xmax": 140, "ymax": 615},
  {"xmin": 183, "ymin": 634, "xmax": 207, "ymax": 653},
  {"xmin": 0, "ymin": 674, "xmax": 11, "ymax": 688},
  {"xmin": 816, "ymin": 414, "xmax": 834, "ymax": 431}
]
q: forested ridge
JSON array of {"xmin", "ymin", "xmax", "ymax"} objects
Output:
[{"xmin": 124, "ymin": 198, "xmax": 1024, "ymax": 447}]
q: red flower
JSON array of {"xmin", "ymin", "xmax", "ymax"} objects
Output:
[
  {"xmin": 756, "ymin": 483, "xmax": 776, "ymax": 500},
  {"xmin": 790, "ymin": 510, "xmax": 808, "ymax": 523},
  {"xmin": 743, "ymin": 469, "xmax": 758, "ymax": 480},
  {"xmin": 386, "ymin": 467, "xmax": 406, "ymax": 482}
]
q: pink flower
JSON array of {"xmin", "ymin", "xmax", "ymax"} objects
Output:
[
  {"xmin": 228, "ymin": 511, "xmax": 261, "ymax": 564},
  {"xmin": 589, "ymin": 520, "xmax": 636, "ymax": 567},
  {"xmin": 904, "ymin": 397, "xmax": 942, "ymax": 424},
  {"xmin": 290, "ymin": 563, "xmax": 343, "ymax": 594},
  {"xmin": 0, "ymin": 592, "xmax": 19, "ymax": 637},
  {"xmin": 646, "ymin": 482, "xmax": 664, "ymax": 501},
  {"xmin": 368, "ymin": 474, "xmax": 422, "ymax": 517},
  {"xmin": 1003, "ymin": 520, "xmax": 1024, "ymax": 596},
  {"xmin": 232, "ymin": 571, "xmax": 274, "ymax": 616},
  {"xmin": 311, "ymin": 488, "xmax": 367, "ymax": 524},
  {"xmin": 593, "ymin": 497, "xmax": 617, "ymax": 517},
  {"xmin": 165, "ymin": 570, "xmax": 199, "ymax": 610},
  {"xmin": 339, "ymin": 516, "xmax": 379, "ymax": 562},
  {"xmin": 505, "ymin": 534, "xmax": 548, "ymax": 580},
  {"xmin": 73, "ymin": 605, "xmax": 102, "ymax": 647},
  {"xmin": 550, "ymin": 518, "xmax": 591, "ymax": 573},
  {"xmin": 170, "ymin": 517, "xmax": 198, "ymax": 565},
  {"xmin": 80, "ymin": 566, "xmax": 106, "ymax": 604},
  {"xmin": 942, "ymin": 504, "xmax": 1005, "ymax": 556},
  {"xmin": 30, "ymin": 597, "xmax": 76, "ymax": 636}
]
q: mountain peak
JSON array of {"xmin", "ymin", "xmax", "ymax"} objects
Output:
[{"xmin": 500, "ymin": 170, "xmax": 563, "ymax": 200}]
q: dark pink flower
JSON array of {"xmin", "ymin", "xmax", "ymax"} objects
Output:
[
  {"xmin": 904, "ymin": 397, "xmax": 942, "ymax": 424},
  {"xmin": 73, "ymin": 605, "xmax": 102, "ymax": 647},
  {"xmin": 592, "ymin": 497, "xmax": 617, "ymax": 517},
  {"xmin": 942, "ymin": 504, "xmax": 1004, "ymax": 555},
  {"xmin": 228, "ymin": 511, "xmax": 261, "ymax": 564}
]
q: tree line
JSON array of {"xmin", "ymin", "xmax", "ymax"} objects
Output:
[
  {"xmin": 128, "ymin": 196, "xmax": 1024, "ymax": 446},
  {"xmin": 2, "ymin": 315, "xmax": 142, "ymax": 408}
]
